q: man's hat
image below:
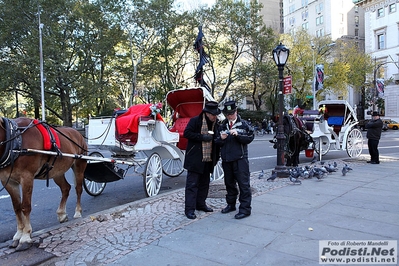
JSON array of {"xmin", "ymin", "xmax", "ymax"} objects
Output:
[
  {"xmin": 372, "ymin": 111, "xmax": 380, "ymax": 116},
  {"xmin": 223, "ymin": 100, "xmax": 237, "ymax": 115},
  {"xmin": 203, "ymin": 101, "xmax": 221, "ymax": 115}
]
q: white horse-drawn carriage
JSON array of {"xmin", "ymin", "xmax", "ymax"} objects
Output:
[
  {"xmin": 84, "ymin": 87, "xmax": 224, "ymax": 197},
  {"xmin": 302, "ymin": 100, "xmax": 363, "ymax": 158}
]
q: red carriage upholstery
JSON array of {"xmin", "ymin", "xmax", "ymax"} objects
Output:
[
  {"xmin": 170, "ymin": 101, "xmax": 204, "ymax": 150},
  {"xmin": 169, "ymin": 118, "xmax": 190, "ymax": 149},
  {"xmin": 115, "ymin": 104, "xmax": 163, "ymax": 145}
]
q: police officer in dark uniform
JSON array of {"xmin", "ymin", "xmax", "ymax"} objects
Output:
[
  {"xmin": 365, "ymin": 111, "xmax": 383, "ymax": 164},
  {"xmin": 216, "ymin": 101, "xmax": 254, "ymax": 219},
  {"xmin": 183, "ymin": 101, "xmax": 221, "ymax": 219}
]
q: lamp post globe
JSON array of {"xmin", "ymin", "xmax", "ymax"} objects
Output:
[{"xmin": 272, "ymin": 43, "xmax": 290, "ymax": 177}]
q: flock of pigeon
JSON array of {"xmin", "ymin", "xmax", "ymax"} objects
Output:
[{"xmin": 259, "ymin": 157, "xmax": 353, "ymax": 185}]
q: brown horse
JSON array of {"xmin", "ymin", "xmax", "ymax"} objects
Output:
[
  {"xmin": 283, "ymin": 114, "xmax": 313, "ymax": 167},
  {"xmin": 0, "ymin": 117, "xmax": 87, "ymax": 251}
]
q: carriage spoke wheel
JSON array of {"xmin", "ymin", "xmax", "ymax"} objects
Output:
[
  {"xmin": 143, "ymin": 152, "xmax": 163, "ymax": 197},
  {"xmin": 83, "ymin": 152, "xmax": 107, "ymax": 196},
  {"xmin": 162, "ymin": 153, "xmax": 184, "ymax": 177},
  {"xmin": 346, "ymin": 128, "xmax": 363, "ymax": 158},
  {"xmin": 314, "ymin": 136, "xmax": 330, "ymax": 155},
  {"xmin": 211, "ymin": 159, "xmax": 224, "ymax": 182}
]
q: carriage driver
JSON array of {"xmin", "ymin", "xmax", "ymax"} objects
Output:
[
  {"xmin": 183, "ymin": 101, "xmax": 221, "ymax": 219},
  {"xmin": 216, "ymin": 101, "xmax": 254, "ymax": 219}
]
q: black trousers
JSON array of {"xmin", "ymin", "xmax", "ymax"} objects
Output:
[
  {"xmin": 368, "ymin": 139, "xmax": 380, "ymax": 162},
  {"xmin": 185, "ymin": 162, "xmax": 212, "ymax": 214},
  {"xmin": 222, "ymin": 159, "xmax": 252, "ymax": 215}
]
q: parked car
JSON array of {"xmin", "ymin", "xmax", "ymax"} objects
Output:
[{"xmin": 386, "ymin": 120, "xmax": 399, "ymax": 130}]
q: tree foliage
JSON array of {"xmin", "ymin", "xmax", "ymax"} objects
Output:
[{"xmin": 0, "ymin": 0, "xmax": 375, "ymax": 125}]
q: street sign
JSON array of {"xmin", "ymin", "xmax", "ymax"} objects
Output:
[{"xmin": 283, "ymin": 76, "xmax": 292, "ymax": 94}]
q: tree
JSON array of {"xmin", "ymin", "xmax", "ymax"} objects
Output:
[{"xmin": 282, "ymin": 30, "xmax": 374, "ymax": 109}]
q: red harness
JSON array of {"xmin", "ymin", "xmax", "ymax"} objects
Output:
[{"xmin": 33, "ymin": 120, "xmax": 61, "ymax": 150}]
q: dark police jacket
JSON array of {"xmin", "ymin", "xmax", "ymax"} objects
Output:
[
  {"xmin": 183, "ymin": 112, "xmax": 220, "ymax": 174},
  {"xmin": 215, "ymin": 115, "xmax": 254, "ymax": 162}
]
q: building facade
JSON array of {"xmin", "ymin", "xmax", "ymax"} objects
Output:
[
  {"xmin": 259, "ymin": 0, "xmax": 284, "ymax": 33},
  {"xmin": 356, "ymin": 0, "xmax": 399, "ymax": 120}
]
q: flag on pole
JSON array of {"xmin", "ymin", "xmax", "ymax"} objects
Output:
[
  {"xmin": 194, "ymin": 26, "xmax": 211, "ymax": 91},
  {"xmin": 314, "ymin": 64, "xmax": 324, "ymax": 92},
  {"xmin": 376, "ymin": 78, "xmax": 384, "ymax": 96}
]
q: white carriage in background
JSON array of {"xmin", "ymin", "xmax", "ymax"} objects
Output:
[{"xmin": 302, "ymin": 100, "xmax": 363, "ymax": 158}]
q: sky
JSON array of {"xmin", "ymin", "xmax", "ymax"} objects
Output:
[{"xmin": 176, "ymin": 0, "xmax": 215, "ymax": 11}]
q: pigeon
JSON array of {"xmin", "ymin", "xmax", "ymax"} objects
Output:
[
  {"xmin": 289, "ymin": 168, "xmax": 302, "ymax": 184},
  {"xmin": 333, "ymin": 161, "xmax": 338, "ymax": 168},
  {"xmin": 311, "ymin": 156, "xmax": 317, "ymax": 164},
  {"xmin": 326, "ymin": 164, "xmax": 338, "ymax": 173},
  {"xmin": 320, "ymin": 161, "xmax": 325, "ymax": 165},
  {"xmin": 289, "ymin": 175, "xmax": 302, "ymax": 184},
  {"xmin": 267, "ymin": 171, "xmax": 277, "ymax": 181},
  {"xmin": 342, "ymin": 167, "xmax": 349, "ymax": 176},
  {"xmin": 342, "ymin": 164, "xmax": 352, "ymax": 176},
  {"xmin": 343, "ymin": 164, "xmax": 353, "ymax": 171},
  {"xmin": 258, "ymin": 170, "xmax": 265, "ymax": 179}
]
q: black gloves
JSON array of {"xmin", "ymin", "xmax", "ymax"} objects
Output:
[{"xmin": 201, "ymin": 134, "xmax": 213, "ymax": 142}]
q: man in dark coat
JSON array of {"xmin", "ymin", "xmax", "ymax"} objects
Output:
[
  {"xmin": 365, "ymin": 111, "xmax": 383, "ymax": 164},
  {"xmin": 183, "ymin": 101, "xmax": 221, "ymax": 219},
  {"xmin": 215, "ymin": 101, "xmax": 254, "ymax": 219}
]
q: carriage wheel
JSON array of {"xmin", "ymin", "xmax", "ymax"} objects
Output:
[
  {"xmin": 346, "ymin": 128, "xmax": 363, "ymax": 158},
  {"xmin": 143, "ymin": 152, "xmax": 163, "ymax": 197},
  {"xmin": 314, "ymin": 136, "xmax": 330, "ymax": 155},
  {"xmin": 83, "ymin": 152, "xmax": 107, "ymax": 196},
  {"xmin": 162, "ymin": 157, "xmax": 184, "ymax": 177},
  {"xmin": 211, "ymin": 159, "xmax": 224, "ymax": 182}
]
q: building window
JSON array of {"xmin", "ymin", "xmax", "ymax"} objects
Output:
[
  {"xmin": 316, "ymin": 16, "xmax": 324, "ymax": 26},
  {"xmin": 316, "ymin": 28, "xmax": 324, "ymax": 37},
  {"xmin": 289, "ymin": 17, "xmax": 295, "ymax": 25},
  {"xmin": 355, "ymin": 29, "xmax": 359, "ymax": 37},
  {"xmin": 389, "ymin": 4, "xmax": 396, "ymax": 13},
  {"xmin": 289, "ymin": 5, "xmax": 295, "ymax": 14},
  {"xmin": 377, "ymin": 7, "xmax": 384, "ymax": 18},
  {"xmin": 355, "ymin": 5, "xmax": 359, "ymax": 13},
  {"xmin": 301, "ymin": 0, "xmax": 308, "ymax": 7},
  {"xmin": 302, "ymin": 22, "xmax": 309, "ymax": 30},
  {"xmin": 355, "ymin": 16, "xmax": 359, "ymax": 25},
  {"xmin": 302, "ymin": 10, "xmax": 308, "ymax": 20},
  {"xmin": 316, "ymin": 3, "xmax": 323, "ymax": 14},
  {"xmin": 377, "ymin": 34, "xmax": 385, "ymax": 49}
]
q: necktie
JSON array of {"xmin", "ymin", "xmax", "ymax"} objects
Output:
[{"xmin": 229, "ymin": 121, "xmax": 233, "ymax": 129}]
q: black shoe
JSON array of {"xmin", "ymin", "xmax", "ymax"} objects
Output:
[
  {"xmin": 371, "ymin": 161, "xmax": 380, "ymax": 164},
  {"xmin": 185, "ymin": 212, "xmax": 196, "ymax": 219},
  {"xmin": 196, "ymin": 206, "xmax": 213, "ymax": 212},
  {"xmin": 221, "ymin": 205, "xmax": 236, "ymax": 214},
  {"xmin": 367, "ymin": 161, "xmax": 372, "ymax": 163},
  {"xmin": 234, "ymin": 213, "xmax": 250, "ymax": 219}
]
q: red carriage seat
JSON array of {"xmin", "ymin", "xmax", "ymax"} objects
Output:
[
  {"xmin": 170, "ymin": 101, "xmax": 204, "ymax": 150},
  {"xmin": 169, "ymin": 118, "xmax": 190, "ymax": 149},
  {"xmin": 115, "ymin": 104, "xmax": 163, "ymax": 145}
]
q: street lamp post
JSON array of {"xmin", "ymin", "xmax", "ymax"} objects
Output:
[{"xmin": 272, "ymin": 43, "xmax": 290, "ymax": 177}]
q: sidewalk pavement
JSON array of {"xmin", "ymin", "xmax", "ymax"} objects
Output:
[{"xmin": 1, "ymin": 155, "xmax": 398, "ymax": 266}]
